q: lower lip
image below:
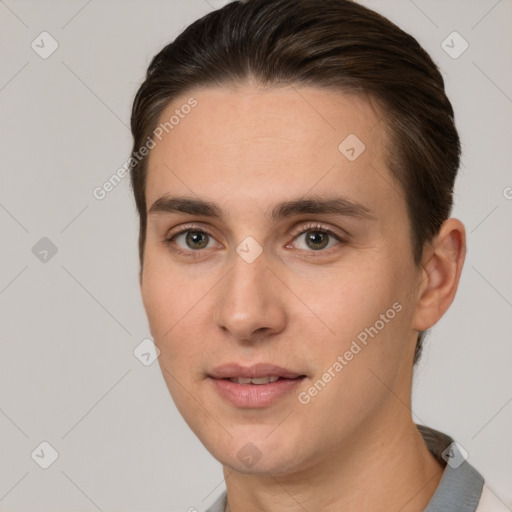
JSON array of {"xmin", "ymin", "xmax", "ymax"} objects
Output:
[{"xmin": 210, "ymin": 377, "xmax": 305, "ymax": 408}]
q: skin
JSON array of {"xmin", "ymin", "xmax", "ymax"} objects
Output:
[{"xmin": 140, "ymin": 83, "xmax": 466, "ymax": 512}]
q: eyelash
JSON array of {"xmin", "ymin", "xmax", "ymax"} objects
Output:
[{"xmin": 165, "ymin": 222, "xmax": 346, "ymax": 258}]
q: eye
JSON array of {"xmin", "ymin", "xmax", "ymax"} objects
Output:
[
  {"xmin": 290, "ymin": 225, "xmax": 343, "ymax": 252},
  {"xmin": 169, "ymin": 229, "xmax": 218, "ymax": 251}
]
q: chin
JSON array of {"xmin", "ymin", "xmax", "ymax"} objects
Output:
[
  {"xmin": 202, "ymin": 429, "xmax": 307, "ymax": 476},
  {"xmin": 221, "ymin": 450, "xmax": 301, "ymax": 476}
]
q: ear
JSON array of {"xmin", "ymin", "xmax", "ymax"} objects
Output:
[{"xmin": 412, "ymin": 218, "xmax": 466, "ymax": 332}]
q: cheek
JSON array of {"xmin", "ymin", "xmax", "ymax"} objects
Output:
[
  {"xmin": 297, "ymin": 254, "xmax": 415, "ymax": 372},
  {"xmin": 141, "ymin": 263, "xmax": 217, "ymax": 430},
  {"xmin": 142, "ymin": 245, "xmax": 200, "ymax": 328},
  {"xmin": 141, "ymin": 260, "xmax": 204, "ymax": 362},
  {"xmin": 291, "ymin": 260, "xmax": 396, "ymax": 337},
  {"xmin": 140, "ymin": 268, "xmax": 174, "ymax": 340},
  {"xmin": 297, "ymin": 299, "xmax": 413, "ymax": 431},
  {"xmin": 141, "ymin": 270, "xmax": 210, "ymax": 425}
]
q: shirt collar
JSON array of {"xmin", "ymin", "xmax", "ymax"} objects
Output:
[{"xmin": 418, "ymin": 424, "xmax": 484, "ymax": 512}]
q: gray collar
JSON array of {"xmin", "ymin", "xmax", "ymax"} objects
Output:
[
  {"xmin": 418, "ymin": 424, "xmax": 484, "ymax": 511},
  {"xmin": 206, "ymin": 425, "xmax": 484, "ymax": 512}
]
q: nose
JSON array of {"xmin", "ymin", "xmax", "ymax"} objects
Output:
[{"xmin": 213, "ymin": 250, "xmax": 287, "ymax": 343}]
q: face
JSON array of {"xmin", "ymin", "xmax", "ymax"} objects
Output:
[{"xmin": 140, "ymin": 84, "xmax": 424, "ymax": 475}]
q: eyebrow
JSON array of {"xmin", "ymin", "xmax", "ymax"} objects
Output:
[{"xmin": 148, "ymin": 194, "xmax": 375, "ymax": 222}]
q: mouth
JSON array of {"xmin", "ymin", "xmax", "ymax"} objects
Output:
[
  {"xmin": 209, "ymin": 362, "xmax": 306, "ymax": 380},
  {"xmin": 227, "ymin": 375, "xmax": 296, "ymax": 385},
  {"xmin": 208, "ymin": 363, "xmax": 307, "ymax": 408}
]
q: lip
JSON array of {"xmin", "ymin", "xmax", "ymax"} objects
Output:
[
  {"xmin": 209, "ymin": 363, "xmax": 304, "ymax": 379},
  {"xmin": 209, "ymin": 363, "xmax": 306, "ymax": 408}
]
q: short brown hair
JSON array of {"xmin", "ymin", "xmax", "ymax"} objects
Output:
[{"xmin": 129, "ymin": 0, "xmax": 461, "ymax": 363}]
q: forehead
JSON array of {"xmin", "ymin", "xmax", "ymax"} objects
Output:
[{"xmin": 145, "ymin": 84, "xmax": 395, "ymax": 215}]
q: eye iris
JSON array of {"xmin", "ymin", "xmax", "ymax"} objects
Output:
[
  {"xmin": 186, "ymin": 231, "xmax": 209, "ymax": 249},
  {"xmin": 306, "ymin": 231, "xmax": 329, "ymax": 250}
]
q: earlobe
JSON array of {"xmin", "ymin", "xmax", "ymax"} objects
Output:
[{"xmin": 412, "ymin": 218, "xmax": 466, "ymax": 332}]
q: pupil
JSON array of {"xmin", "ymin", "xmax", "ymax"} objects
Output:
[
  {"xmin": 307, "ymin": 231, "xmax": 328, "ymax": 250},
  {"xmin": 186, "ymin": 231, "xmax": 208, "ymax": 249}
]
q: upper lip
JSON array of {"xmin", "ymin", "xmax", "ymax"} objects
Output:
[{"xmin": 209, "ymin": 363, "xmax": 305, "ymax": 379}]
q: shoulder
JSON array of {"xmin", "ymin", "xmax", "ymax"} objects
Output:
[{"xmin": 475, "ymin": 485, "xmax": 512, "ymax": 512}]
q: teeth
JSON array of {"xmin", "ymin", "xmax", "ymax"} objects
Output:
[
  {"xmin": 229, "ymin": 376, "xmax": 280, "ymax": 385},
  {"xmin": 232, "ymin": 377, "xmax": 252, "ymax": 384}
]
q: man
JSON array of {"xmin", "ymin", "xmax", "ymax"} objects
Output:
[{"xmin": 129, "ymin": 0, "xmax": 506, "ymax": 510}]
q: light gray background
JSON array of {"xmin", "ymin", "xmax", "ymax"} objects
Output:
[{"xmin": 0, "ymin": 0, "xmax": 511, "ymax": 510}]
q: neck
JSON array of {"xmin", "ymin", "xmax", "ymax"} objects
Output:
[{"xmin": 222, "ymin": 412, "xmax": 444, "ymax": 512}]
